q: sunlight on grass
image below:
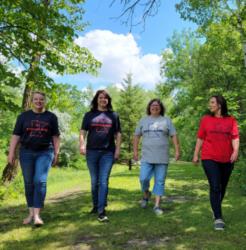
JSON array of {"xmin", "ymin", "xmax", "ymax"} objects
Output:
[{"xmin": 1, "ymin": 163, "xmax": 246, "ymax": 250}]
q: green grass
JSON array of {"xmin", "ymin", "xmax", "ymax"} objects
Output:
[{"xmin": 1, "ymin": 162, "xmax": 246, "ymax": 250}]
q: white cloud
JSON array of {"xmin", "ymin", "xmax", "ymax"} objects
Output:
[{"xmin": 75, "ymin": 30, "xmax": 161, "ymax": 89}]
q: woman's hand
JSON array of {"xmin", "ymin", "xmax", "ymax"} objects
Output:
[
  {"xmin": 80, "ymin": 146, "xmax": 86, "ymax": 155},
  {"xmin": 175, "ymin": 150, "xmax": 180, "ymax": 161},
  {"xmin": 114, "ymin": 148, "xmax": 120, "ymax": 160},
  {"xmin": 230, "ymin": 151, "xmax": 238, "ymax": 163},
  {"xmin": 7, "ymin": 153, "xmax": 15, "ymax": 165},
  {"xmin": 192, "ymin": 155, "xmax": 199, "ymax": 165},
  {"xmin": 52, "ymin": 153, "xmax": 59, "ymax": 166}
]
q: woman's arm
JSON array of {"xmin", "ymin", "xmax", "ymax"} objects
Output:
[
  {"xmin": 192, "ymin": 138, "xmax": 203, "ymax": 164},
  {"xmin": 52, "ymin": 135, "xmax": 60, "ymax": 165},
  {"xmin": 79, "ymin": 130, "xmax": 87, "ymax": 155},
  {"xmin": 230, "ymin": 138, "xmax": 240, "ymax": 163},
  {"xmin": 171, "ymin": 134, "xmax": 180, "ymax": 161},
  {"xmin": 133, "ymin": 135, "xmax": 141, "ymax": 161},
  {"xmin": 7, "ymin": 135, "xmax": 20, "ymax": 164},
  {"xmin": 114, "ymin": 132, "xmax": 121, "ymax": 160}
]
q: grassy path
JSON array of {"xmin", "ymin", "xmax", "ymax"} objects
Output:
[{"xmin": 0, "ymin": 163, "xmax": 246, "ymax": 250}]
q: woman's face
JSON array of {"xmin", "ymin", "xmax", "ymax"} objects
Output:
[
  {"xmin": 150, "ymin": 101, "xmax": 161, "ymax": 116},
  {"xmin": 32, "ymin": 93, "xmax": 45, "ymax": 110},
  {"xmin": 209, "ymin": 97, "xmax": 220, "ymax": 114},
  {"xmin": 97, "ymin": 93, "xmax": 108, "ymax": 109}
]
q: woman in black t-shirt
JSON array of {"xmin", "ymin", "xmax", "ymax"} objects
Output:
[
  {"xmin": 8, "ymin": 91, "xmax": 60, "ymax": 226},
  {"xmin": 80, "ymin": 90, "xmax": 121, "ymax": 222}
]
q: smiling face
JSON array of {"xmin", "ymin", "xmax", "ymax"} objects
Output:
[
  {"xmin": 97, "ymin": 93, "xmax": 109, "ymax": 111},
  {"xmin": 32, "ymin": 93, "xmax": 46, "ymax": 112},
  {"xmin": 150, "ymin": 101, "xmax": 161, "ymax": 116},
  {"xmin": 209, "ymin": 97, "xmax": 221, "ymax": 115}
]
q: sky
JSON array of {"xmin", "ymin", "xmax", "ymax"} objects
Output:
[{"xmin": 49, "ymin": 0, "xmax": 196, "ymax": 90}]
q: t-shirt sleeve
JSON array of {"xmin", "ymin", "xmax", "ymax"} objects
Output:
[
  {"xmin": 134, "ymin": 119, "xmax": 143, "ymax": 136},
  {"xmin": 197, "ymin": 116, "xmax": 206, "ymax": 139},
  {"xmin": 231, "ymin": 117, "xmax": 239, "ymax": 139},
  {"xmin": 50, "ymin": 113, "xmax": 60, "ymax": 136},
  {"xmin": 13, "ymin": 114, "xmax": 24, "ymax": 136},
  {"xmin": 81, "ymin": 113, "xmax": 89, "ymax": 131},
  {"xmin": 167, "ymin": 118, "xmax": 176, "ymax": 136}
]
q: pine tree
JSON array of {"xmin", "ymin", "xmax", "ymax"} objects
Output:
[{"xmin": 117, "ymin": 73, "xmax": 145, "ymax": 170}]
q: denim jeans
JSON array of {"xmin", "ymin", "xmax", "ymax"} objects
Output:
[
  {"xmin": 86, "ymin": 150, "xmax": 114, "ymax": 214},
  {"xmin": 19, "ymin": 148, "xmax": 54, "ymax": 208},
  {"xmin": 139, "ymin": 162, "xmax": 168, "ymax": 196},
  {"xmin": 202, "ymin": 160, "xmax": 234, "ymax": 219}
]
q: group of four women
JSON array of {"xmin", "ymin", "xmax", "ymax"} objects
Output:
[{"xmin": 8, "ymin": 90, "xmax": 239, "ymax": 231}]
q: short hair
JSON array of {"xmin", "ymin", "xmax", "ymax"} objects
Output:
[
  {"xmin": 210, "ymin": 95, "xmax": 228, "ymax": 116},
  {"xmin": 146, "ymin": 99, "xmax": 165, "ymax": 116},
  {"xmin": 31, "ymin": 91, "xmax": 46, "ymax": 100},
  {"xmin": 90, "ymin": 89, "xmax": 113, "ymax": 112}
]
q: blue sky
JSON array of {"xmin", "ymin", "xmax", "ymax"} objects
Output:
[{"xmin": 50, "ymin": 0, "xmax": 196, "ymax": 90}]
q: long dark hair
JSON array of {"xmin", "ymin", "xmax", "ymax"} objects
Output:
[
  {"xmin": 90, "ymin": 89, "xmax": 113, "ymax": 112},
  {"xmin": 146, "ymin": 99, "xmax": 165, "ymax": 116},
  {"xmin": 210, "ymin": 95, "xmax": 229, "ymax": 116}
]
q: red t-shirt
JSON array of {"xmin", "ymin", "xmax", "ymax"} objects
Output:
[{"xmin": 197, "ymin": 115, "xmax": 239, "ymax": 162}]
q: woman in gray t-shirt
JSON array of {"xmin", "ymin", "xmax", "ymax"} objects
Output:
[{"xmin": 133, "ymin": 99, "xmax": 180, "ymax": 215}]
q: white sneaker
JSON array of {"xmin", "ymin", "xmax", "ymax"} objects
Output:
[
  {"xmin": 214, "ymin": 219, "xmax": 225, "ymax": 230},
  {"xmin": 153, "ymin": 206, "xmax": 163, "ymax": 216}
]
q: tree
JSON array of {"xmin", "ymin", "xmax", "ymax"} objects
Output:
[
  {"xmin": 157, "ymin": 26, "xmax": 246, "ymax": 160},
  {"xmin": 1, "ymin": 0, "xmax": 101, "ymax": 181},
  {"xmin": 114, "ymin": 1, "xmax": 246, "ymax": 66},
  {"xmin": 0, "ymin": 0, "xmax": 101, "ymax": 110},
  {"xmin": 117, "ymin": 73, "xmax": 145, "ymax": 170},
  {"xmin": 176, "ymin": 0, "xmax": 246, "ymax": 67},
  {"xmin": 110, "ymin": 0, "xmax": 161, "ymax": 28}
]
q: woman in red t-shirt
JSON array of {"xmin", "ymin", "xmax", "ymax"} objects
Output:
[{"xmin": 193, "ymin": 95, "xmax": 239, "ymax": 231}]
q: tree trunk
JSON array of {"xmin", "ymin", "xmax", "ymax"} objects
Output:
[
  {"xmin": 128, "ymin": 130, "xmax": 132, "ymax": 170},
  {"xmin": 128, "ymin": 159, "xmax": 132, "ymax": 171}
]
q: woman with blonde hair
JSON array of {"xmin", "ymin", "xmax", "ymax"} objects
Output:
[{"xmin": 8, "ymin": 91, "xmax": 60, "ymax": 226}]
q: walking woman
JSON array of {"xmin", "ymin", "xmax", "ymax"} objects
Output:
[
  {"xmin": 133, "ymin": 99, "xmax": 180, "ymax": 215},
  {"xmin": 193, "ymin": 95, "xmax": 239, "ymax": 230},
  {"xmin": 80, "ymin": 90, "xmax": 121, "ymax": 222},
  {"xmin": 8, "ymin": 91, "xmax": 60, "ymax": 226}
]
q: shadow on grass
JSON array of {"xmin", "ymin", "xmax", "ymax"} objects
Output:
[{"xmin": 1, "ymin": 165, "xmax": 246, "ymax": 250}]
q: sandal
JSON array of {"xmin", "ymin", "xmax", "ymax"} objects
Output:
[{"xmin": 34, "ymin": 216, "xmax": 44, "ymax": 227}]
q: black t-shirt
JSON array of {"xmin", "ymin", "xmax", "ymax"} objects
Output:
[
  {"xmin": 13, "ymin": 110, "xmax": 60, "ymax": 151},
  {"xmin": 81, "ymin": 111, "xmax": 121, "ymax": 151}
]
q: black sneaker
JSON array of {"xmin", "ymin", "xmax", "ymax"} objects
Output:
[
  {"xmin": 98, "ymin": 211, "xmax": 109, "ymax": 222},
  {"xmin": 89, "ymin": 207, "xmax": 97, "ymax": 214}
]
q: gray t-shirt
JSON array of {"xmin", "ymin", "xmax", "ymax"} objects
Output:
[{"xmin": 135, "ymin": 116, "xmax": 176, "ymax": 164}]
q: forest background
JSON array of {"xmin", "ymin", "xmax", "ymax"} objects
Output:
[{"xmin": 0, "ymin": 0, "xmax": 246, "ymax": 200}]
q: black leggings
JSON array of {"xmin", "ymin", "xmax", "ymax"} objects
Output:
[{"xmin": 202, "ymin": 160, "xmax": 234, "ymax": 219}]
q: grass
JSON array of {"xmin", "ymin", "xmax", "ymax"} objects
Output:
[{"xmin": 0, "ymin": 162, "xmax": 246, "ymax": 250}]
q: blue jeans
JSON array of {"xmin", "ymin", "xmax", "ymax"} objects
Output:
[
  {"xmin": 140, "ymin": 162, "xmax": 168, "ymax": 196},
  {"xmin": 19, "ymin": 148, "xmax": 54, "ymax": 208},
  {"xmin": 202, "ymin": 160, "xmax": 234, "ymax": 219},
  {"xmin": 86, "ymin": 150, "xmax": 114, "ymax": 214}
]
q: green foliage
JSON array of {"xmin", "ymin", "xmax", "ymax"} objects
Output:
[
  {"xmin": 158, "ymin": 23, "xmax": 246, "ymax": 161},
  {"xmin": 0, "ymin": 0, "xmax": 101, "ymax": 111},
  {"xmin": 48, "ymin": 83, "xmax": 92, "ymax": 131},
  {"xmin": 234, "ymin": 160, "xmax": 246, "ymax": 195},
  {"xmin": 0, "ymin": 0, "xmax": 101, "ymax": 77},
  {"xmin": 58, "ymin": 133, "xmax": 82, "ymax": 168},
  {"xmin": 156, "ymin": 1, "xmax": 246, "ymax": 192},
  {"xmin": 116, "ymin": 74, "xmax": 146, "ymax": 168}
]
